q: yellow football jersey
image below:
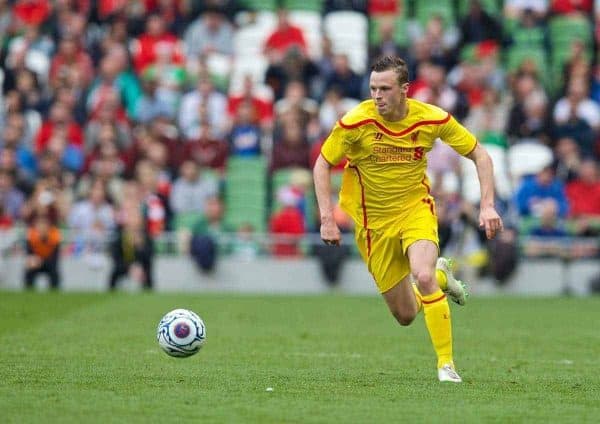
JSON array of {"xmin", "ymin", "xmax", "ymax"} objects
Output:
[{"xmin": 321, "ymin": 98, "xmax": 477, "ymax": 230}]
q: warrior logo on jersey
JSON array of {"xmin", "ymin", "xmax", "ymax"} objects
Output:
[{"xmin": 411, "ymin": 131, "xmax": 419, "ymax": 143}]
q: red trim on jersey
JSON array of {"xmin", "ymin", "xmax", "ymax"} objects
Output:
[
  {"xmin": 421, "ymin": 293, "xmax": 446, "ymax": 304},
  {"xmin": 349, "ymin": 165, "xmax": 370, "ymax": 255},
  {"xmin": 337, "ymin": 114, "xmax": 451, "ymax": 138},
  {"xmin": 422, "ymin": 198, "xmax": 435, "ymax": 215},
  {"xmin": 421, "ymin": 177, "xmax": 431, "ymax": 194}
]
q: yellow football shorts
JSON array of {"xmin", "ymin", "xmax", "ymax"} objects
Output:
[{"xmin": 354, "ymin": 198, "xmax": 439, "ymax": 293}]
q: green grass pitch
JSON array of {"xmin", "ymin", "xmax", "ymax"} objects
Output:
[{"xmin": 1, "ymin": 292, "xmax": 599, "ymax": 423}]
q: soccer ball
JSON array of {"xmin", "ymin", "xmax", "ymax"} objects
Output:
[{"xmin": 157, "ymin": 308, "xmax": 206, "ymax": 357}]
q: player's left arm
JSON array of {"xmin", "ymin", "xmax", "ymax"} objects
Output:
[{"xmin": 466, "ymin": 142, "xmax": 504, "ymax": 240}]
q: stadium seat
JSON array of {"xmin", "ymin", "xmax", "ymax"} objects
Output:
[
  {"xmin": 224, "ymin": 157, "xmax": 268, "ymax": 232},
  {"xmin": 507, "ymin": 142, "xmax": 553, "ymax": 186},
  {"xmin": 548, "ymin": 15, "xmax": 593, "ymax": 51},
  {"xmin": 510, "ymin": 26, "xmax": 545, "ymax": 49},
  {"xmin": 282, "ymin": 0, "xmax": 323, "ymax": 12},
  {"xmin": 414, "ymin": 0, "xmax": 454, "ymax": 29},
  {"xmin": 237, "ymin": 0, "xmax": 278, "ymax": 11},
  {"xmin": 288, "ymin": 10, "xmax": 323, "ymax": 60},
  {"xmin": 323, "ymin": 11, "xmax": 368, "ymax": 74},
  {"xmin": 369, "ymin": 15, "xmax": 410, "ymax": 48}
]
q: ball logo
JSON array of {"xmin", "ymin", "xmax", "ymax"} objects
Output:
[{"xmin": 174, "ymin": 322, "xmax": 190, "ymax": 338}]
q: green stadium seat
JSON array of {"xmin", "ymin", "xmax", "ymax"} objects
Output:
[
  {"xmin": 238, "ymin": 0, "xmax": 278, "ymax": 11},
  {"xmin": 369, "ymin": 16, "xmax": 410, "ymax": 47},
  {"xmin": 224, "ymin": 156, "xmax": 268, "ymax": 231},
  {"xmin": 414, "ymin": 0, "xmax": 454, "ymax": 28},
  {"xmin": 548, "ymin": 16, "xmax": 592, "ymax": 50},
  {"xmin": 510, "ymin": 26, "xmax": 545, "ymax": 49},
  {"xmin": 505, "ymin": 45, "xmax": 549, "ymax": 87},
  {"xmin": 281, "ymin": 0, "xmax": 323, "ymax": 12},
  {"xmin": 224, "ymin": 206, "xmax": 267, "ymax": 232},
  {"xmin": 172, "ymin": 212, "xmax": 203, "ymax": 232}
]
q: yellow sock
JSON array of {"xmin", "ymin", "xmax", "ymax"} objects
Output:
[
  {"xmin": 411, "ymin": 283, "xmax": 423, "ymax": 312},
  {"xmin": 436, "ymin": 269, "xmax": 448, "ymax": 291},
  {"xmin": 422, "ymin": 289, "xmax": 453, "ymax": 368}
]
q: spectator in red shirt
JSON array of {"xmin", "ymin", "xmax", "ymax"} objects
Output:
[
  {"xmin": 49, "ymin": 35, "xmax": 94, "ymax": 91},
  {"xmin": 35, "ymin": 101, "xmax": 83, "ymax": 153},
  {"xmin": 227, "ymin": 75, "xmax": 274, "ymax": 130},
  {"xmin": 14, "ymin": 0, "xmax": 51, "ymax": 26},
  {"xmin": 566, "ymin": 159, "xmax": 600, "ymax": 218},
  {"xmin": 130, "ymin": 13, "xmax": 184, "ymax": 74},
  {"xmin": 270, "ymin": 186, "xmax": 305, "ymax": 257},
  {"xmin": 264, "ymin": 9, "xmax": 307, "ymax": 62}
]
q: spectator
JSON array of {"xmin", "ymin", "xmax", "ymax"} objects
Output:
[
  {"xmin": 227, "ymin": 75, "xmax": 274, "ymax": 130},
  {"xmin": 24, "ymin": 213, "xmax": 61, "ymax": 290},
  {"xmin": 178, "ymin": 74, "xmax": 228, "ymax": 140},
  {"xmin": 228, "ymin": 101, "xmax": 262, "ymax": 157},
  {"xmin": 68, "ymin": 179, "xmax": 115, "ymax": 255},
  {"xmin": 515, "ymin": 166, "xmax": 570, "ymax": 218},
  {"xmin": 130, "ymin": 13, "xmax": 184, "ymax": 74},
  {"xmin": 189, "ymin": 196, "xmax": 224, "ymax": 273},
  {"xmin": 183, "ymin": 7, "xmax": 233, "ymax": 59},
  {"xmin": 565, "ymin": 159, "xmax": 600, "ymax": 227},
  {"xmin": 324, "ymin": 54, "xmax": 363, "ymax": 100},
  {"xmin": 181, "ymin": 121, "xmax": 228, "ymax": 171},
  {"xmin": 86, "ymin": 47, "xmax": 142, "ymax": 120},
  {"xmin": 459, "ymin": 0, "xmax": 502, "ymax": 47},
  {"xmin": 269, "ymin": 186, "xmax": 305, "ymax": 257},
  {"xmin": 49, "ymin": 35, "xmax": 94, "ymax": 92},
  {"xmin": 35, "ymin": 101, "xmax": 83, "ymax": 153},
  {"xmin": 506, "ymin": 73, "xmax": 550, "ymax": 143},
  {"xmin": 270, "ymin": 120, "xmax": 311, "ymax": 173},
  {"xmin": 0, "ymin": 169, "xmax": 25, "ymax": 221},
  {"xmin": 553, "ymin": 137, "xmax": 582, "ymax": 182},
  {"xmin": 134, "ymin": 72, "xmax": 173, "ymax": 124},
  {"xmin": 108, "ymin": 204, "xmax": 154, "ymax": 290},
  {"xmin": 170, "ymin": 160, "xmax": 218, "ymax": 216},
  {"xmin": 263, "ymin": 9, "xmax": 307, "ymax": 62}
]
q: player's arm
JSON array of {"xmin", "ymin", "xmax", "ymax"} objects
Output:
[
  {"xmin": 314, "ymin": 154, "xmax": 341, "ymax": 245},
  {"xmin": 466, "ymin": 142, "xmax": 504, "ymax": 240}
]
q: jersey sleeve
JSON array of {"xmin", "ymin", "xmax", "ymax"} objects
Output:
[
  {"xmin": 320, "ymin": 121, "xmax": 357, "ymax": 166},
  {"xmin": 437, "ymin": 115, "xmax": 478, "ymax": 156}
]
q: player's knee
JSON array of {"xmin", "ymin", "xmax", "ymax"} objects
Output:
[
  {"xmin": 414, "ymin": 269, "xmax": 435, "ymax": 288},
  {"xmin": 391, "ymin": 309, "xmax": 415, "ymax": 326}
]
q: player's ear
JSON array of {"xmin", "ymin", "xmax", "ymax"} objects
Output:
[{"xmin": 401, "ymin": 83, "xmax": 409, "ymax": 93}]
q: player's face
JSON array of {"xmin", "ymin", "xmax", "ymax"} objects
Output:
[{"xmin": 370, "ymin": 70, "xmax": 408, "ymax": 121}]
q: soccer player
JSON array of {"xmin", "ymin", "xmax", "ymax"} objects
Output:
[{"xmin": 313, "ymin": 56, "xmax": 503, "ymax": 382}]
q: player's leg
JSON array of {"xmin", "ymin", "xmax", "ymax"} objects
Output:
[
  {"xmin": 407, "ymin": 240, "xmax": 461, "ymax": 382},
  {"xmin": 381, "ymin": 275, "xmax": 421, "ymax": 326},
  {"xmin": 354, "ymin": 227, "xmax": 422, "ymax": 325}
]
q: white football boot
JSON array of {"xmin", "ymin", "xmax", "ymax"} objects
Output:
[
  {"xmin": 436, "ymin": 257, "xmax": 468, "ymax": 306},
  {"xmin": 438, "ymin": 363, "xmax": 463, "ymax": 383}
]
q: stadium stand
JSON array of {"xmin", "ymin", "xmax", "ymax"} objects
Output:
[{"xmin": 0, "ymin": 0, "xmax": 599, "ymax": 291}]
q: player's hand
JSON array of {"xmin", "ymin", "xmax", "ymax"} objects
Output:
[
  {"xmin": 479, "ymin": 206, "xmax": 503, "ymax": 240},
  {"xmin": 320, "ymin": 220, "xmax": 341, "ymax": 246}
]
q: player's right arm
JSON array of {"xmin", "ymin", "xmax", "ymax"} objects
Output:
[
  {"xmin": 314, "ymin": 154, "xmax": 340, "ymax": 245},
  {"xmin": 314, "ymin": 119, "xmax": 358, "ymax": 245}
]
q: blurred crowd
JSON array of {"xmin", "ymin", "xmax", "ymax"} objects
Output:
[{"xmin": 1, "ymin": 0, "xmax": 600, "ymax": 289}]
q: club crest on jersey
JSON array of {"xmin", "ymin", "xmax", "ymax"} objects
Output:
[{"xmin": 373, "ymin": 132, "xmax": 383, "ymax": 141}]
